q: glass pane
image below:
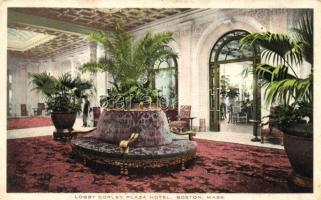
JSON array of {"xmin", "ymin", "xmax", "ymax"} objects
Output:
[
  {"xmin": 155, "ymin": 69, "xmax": 177, "ymax": 108},
  {"xmin": 156, "ymin": 58, "xmax": 175, "ymax": 69},
  {"xmin": 218, "ymin": 40, "xmax": 254, "ymax": 61},
  {"xmin": 154, "ymin": 60, "xmax": 161, "ymax": 69},
  {"xmin": 210, "ymin": 30, "xmax": 256, "ymax": 63}
]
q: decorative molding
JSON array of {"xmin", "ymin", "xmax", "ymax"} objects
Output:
[
  {"xmin": 192, "ymin": 22, "xmax": 210, "ymax": 40},
  {"xmin": 8, "ymin": 10, "xmax": 100, "ymax": 35},
  {"xmin": 245, "ymin": 9, "xmax": 272, "ymax": 30}
]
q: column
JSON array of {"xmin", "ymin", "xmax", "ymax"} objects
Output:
[
  {"xmin": 177, "ymin": 21, "xmax": 193, "ymax": 108},
  {"xmin": 89, "ymin": 42, "xmax": 98, "ymax": 106},
  {"xmin": 96, "ymin": 43, "xmax": 107, "ymax": 104}
]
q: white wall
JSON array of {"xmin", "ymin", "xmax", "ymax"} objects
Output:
[
  {"xmin": 7, "ymin": 44, "xmax": 95, "ymax": 116},
  {"xmin": 7, "ymin": 56, "xmax": 40, "ymax": 116}
]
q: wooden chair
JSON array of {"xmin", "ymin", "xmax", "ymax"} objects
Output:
[
  {"xmin": 231, "ymin": 106, "xmax": 248, "ymax": 123},
  {"xmin": 21, "ymin": 104, "xmax": 28, "ymax": 116},
  {"xmin": 35, "ymin": 103, "xmax": 45, "ymax": 116},
  {"xmin": 164, "ymin": 109, "xmax": 178, "ymax": 123},
  {"xmin": 169, "ymin": 105, "xmax": 194, "ymax": 131},
  {"xmin": 260, "ymin": 106, "xmax": 284, "ymax": 145}
]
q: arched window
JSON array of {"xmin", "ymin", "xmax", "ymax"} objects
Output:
[
  {"xmin": 153, "ymin": 48, "xmax": 178, "ymax": 109},
  {"xmin": 210, "ymin": 30, "xmax": 257, "ymax": 63}
]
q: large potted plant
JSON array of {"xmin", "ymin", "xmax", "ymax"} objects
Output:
[
  {"xmin": 31, "ymin": 72, "xmax": 94, "ymax": 134},
  {"xmin": 80, "ymin": 23, "xmax": 177, "ymax": 110},
  {"xmin": 240, "ymin": 14, "xmax": 313, "ymax": 188}
]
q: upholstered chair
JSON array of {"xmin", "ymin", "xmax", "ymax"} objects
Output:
[
  {"xmin": 169, "ymin": 105, "xmax": 193, "ymax": 131},
  {"xmin": 260, "ymin": 106, "xmax": 284, "ymax": 145},
  {"xmin": 165, "ymin": 109, "xmax": 178, "ymax": 123},
  {"xmin": 21, "ymin": 104, "xmax": 28, "ymax": 116},
  {"xmin": 36, "ymin": 103, "xmax": 45, "ymax": 116}
]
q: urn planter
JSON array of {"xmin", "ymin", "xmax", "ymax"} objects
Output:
[
  {"xmin": 51, "ymin": 111, "xmax": 77, "ymax": 140},
  {"xmin": 283, "ymin": 124, "xmax": 313, "ymax": 189}
]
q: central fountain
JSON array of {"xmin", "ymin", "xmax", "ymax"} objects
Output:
[{"xmin": 71, "ymin": 109, "xmax": 197, "ymax": 175}]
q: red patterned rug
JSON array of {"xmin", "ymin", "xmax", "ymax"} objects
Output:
[
  {"xmin": 7, "ymin": 136, "xmax": 302, "ymax": 193},
  {"xmin": 7, "ymin": 116, "xmax": 53, "ymax": 130}
]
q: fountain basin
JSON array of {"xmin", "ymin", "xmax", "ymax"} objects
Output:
[{"xmin": 71, "ymin": 110, "xmax": 197, "ymax": 174}]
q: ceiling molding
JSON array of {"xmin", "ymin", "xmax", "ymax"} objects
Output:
[{"xmin": 8, "ymin": 10, "xmax": 101, "ymax": 36}]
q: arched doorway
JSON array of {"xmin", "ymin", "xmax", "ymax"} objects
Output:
[{"xmin": 209, "ymin": 30, "xmax": 260, "ymax": 138}]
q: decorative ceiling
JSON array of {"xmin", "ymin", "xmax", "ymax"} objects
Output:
[
  {"xmin": 8, "ymin": 28, "xmax": 56, "ymax": 51},
  {"xmin": 8, "ymin": 8, "xmax": 191, "ymax": 59}
]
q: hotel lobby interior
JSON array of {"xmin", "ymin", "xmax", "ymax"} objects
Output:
[{"xmin": 4, "ymin": 5, "xmax": 318, "ymax": 198}]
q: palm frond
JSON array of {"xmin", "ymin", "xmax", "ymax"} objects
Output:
[
  {"xmin": 81, "ymin": 23, "xmax": 177, "ymax": 90},
  {"xmin": 264, "ymin": 77, "xmax": 311, "ymax": 105},
  {"xmin": 241, "ymin": 14, "xmax": 313, "ymax": 109},
  {"xmin": 57, "ymin": 73, "xmax": 77, "ymax": 89},
  {"xmin": 240, "ymin": 32, "xmax": 303, "ymax": 71},
  {"xmin": 291, "ymin": 13, "xmax": 313, "ymax": 65},
  {"xmin": 81, "ymin": 61, "xmax": 109, "ymax": 73},
  {"xmin": 30, "ymin": 72, "xmax": 57, "ymax": 96}
]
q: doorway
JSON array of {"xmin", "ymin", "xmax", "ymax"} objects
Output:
[
  {"xmin": 219, "ymin": 61, "xmax": 253, "ymax": 134},
  {"xmin": 209, "ymin": 30, "xmax": 260, "ymax": 136}
]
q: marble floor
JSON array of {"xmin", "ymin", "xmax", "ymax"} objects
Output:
[
  {"xmin": 220, "ymin": 119, "xmax": 253, "ymax": 134},
  {"xmin": 7, "ymin": 117, "xmax": 283, "ymax": 150},
  {"xmin": 7, "ymin": 117, "xmax": 94, "ymax": 139}
]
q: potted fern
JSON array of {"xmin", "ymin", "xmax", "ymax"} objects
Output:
[
  {"xmin": 80, "ymin": 23, "xmax": 177, "ymax": 110},
  {"xmin": 240, "ymin": 14, "xmax": 313, "ymax": 188},
  {"xmin": 31, "ymin": 72, "xmax": 94, "ymax": 137}
]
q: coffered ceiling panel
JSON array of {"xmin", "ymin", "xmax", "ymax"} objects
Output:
[
  {"xmin": 8, "ymin": 23, "xmax": 89, "ymax": 58},
  {"xmin": 11, "ymin": 8, "xmax": 191, "ymax": 31},
  {"xmin": 8, "ymin": 8, "xmax": 191, "ymax": 59}
]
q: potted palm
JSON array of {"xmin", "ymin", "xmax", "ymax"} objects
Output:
[
  {"xmin": 240, "ymin": 14, "xmax": 313, "ymax": 188},
  {"xmin": 80, "ymin": 23, "xmax": 177, "ymax": 110},
  {"xmin": 226, "ymin": 87, "xmax": 239, "ymax": 105},
  {"xmin": 31, "ymin": 72, "xmax": 94, "ymax": 139}
]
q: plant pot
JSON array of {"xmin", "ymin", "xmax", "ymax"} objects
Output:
[
  {"xmin": 51, "ymin": 111, "xmax": 77, "ymax": 131},
  {"xmin": 283, "ymin": 124, "xmax": 313, "ymax": 188}
]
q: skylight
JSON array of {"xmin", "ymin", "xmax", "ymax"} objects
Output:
[{"xmin": 8, "ymin": 28, "xmax": 56, "ymax": 51}]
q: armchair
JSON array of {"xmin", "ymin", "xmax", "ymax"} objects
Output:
[
  {"xmin": 171, "ymin": 128, "xmax": 196, "ymax": 140},
  {"xmin": 34, "ymin": 103, "xmax": 45, "ymax": 116},
  {"xmin": 260, "ymin": 106, "xmax": 284, "ymax": 145},
  {"xmin": 231, "ymin": 106, "xmax": 248, "ymax": 123},
  {"xmin": 169, "ymin": 105, "xmax": 194, "ymax": 131},
  {"xmin": 165, "ymin": 109, "xmax": 178, "ymax": 123},
  {"xmin": 21, "ymin": 104, "xmax": 28, "ymax": 116}
]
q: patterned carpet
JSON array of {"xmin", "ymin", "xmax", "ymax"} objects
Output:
[
  {"xmin": 7, "ymin": 135, "xmax": 299, "ymax": 193},
  {"xmin": 7, "ymin": 116, "xmax": 53, "ymax": 130}
]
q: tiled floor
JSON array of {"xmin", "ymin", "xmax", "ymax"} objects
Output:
[{"xmin": 7, "ymin": 117, "xmax": 284, "ymax": 150}]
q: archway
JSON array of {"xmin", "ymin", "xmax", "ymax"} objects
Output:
[{"xmin": 209, "ymin": 30, "xmax": 260, "ymax": 138}]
